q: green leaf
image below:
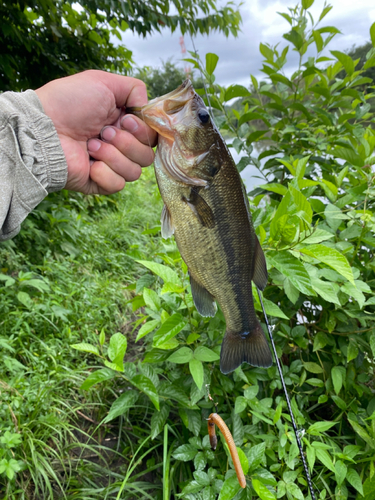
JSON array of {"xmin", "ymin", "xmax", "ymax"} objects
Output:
[
  {"xmin": 268, "ymin": 251, "xmax": 314, "ymax": 296},
  {"xmin": 283, "ymin": 29, "xmax": 303, "ymax": 50},
  {"xmin": 235, "ymin": 396, "xmax": 247, "ymax": 414},
  {"xmin": 224, "ymin": 84, "xmax": 251, "ymax": 101},
  {"xmin": 153, "ymin": 313, "xmax": 186, "ymax": 347},
  {"xmin": 218, "ymin": 475, "xmax": 242, "ymax": 500},
  {"xmin": 348, "ymin": 419, "xmax": 375, "ymax": 448},
  {"xmin": 302, "ymin": 228, "xmax": 335, "ymax": 245},
  {"xmin": 306, "ymin": 445, "xmax": 315, "ymax": 472},
  {"xmin": 17, "ymin": 291, "xmax": 33, "ymax": 308},
  {"xmin": 189, "ymin": 358, "xmax": 204, "ymax": 390},
  {"xmin": 299, "ymin": 245, "xmax": 354, "ymax": 284},
  {"xmin": 313, "ymin": 332, "xmax": 328, "ymax": 351},
  {"xmin": 361, "ymin": 474, "xmax": 375, "ymax": 500},
  {"xmin": 131, "ymin": 374, "xmax": 159, "ymax": 410},
  {"xmin": 309, "ymin": 276, "xmax": 341, "ymax": 305},
  {"xmin": 150, "ymin": 404, "xmax": 169, "ymax": 439},
  {"xmin": 331, "ymin": 366, "xmax": 343, "ymax": 395},
  {"xmin": 193, "ymin": 346, "xmax": 220, "ymax": 362},
  {"xmin": 371, "ymin": 22, "xmax": 375, "ymax": 47},
  {"xmin": 237, "ymin": 447, "xmax": 249, "ymax": 475},
  {"xmin": 143, "ymin": 288, "xmax": 160, "ymax": 312},
  {"xmin": 313, "ymin": 30, "xmax": 323, "ymax": 52},
  {"xmin": 102, "ymin": 390, "xmax": 138, "ymax": 423},
  {"xmin": 20, "ymin": 278, "xmax": 50, "ymax": 292},
  {"xmin": 259, "ymin": 183, "xmax": 288, "ymax": 195},
  {"xmin": 316, "ymin": 448, "xmax": 335, "ymax": 472},
  {"xmin": 252, "ymin": 478, "xmax": 276, "ymax": 500},
  {"xmin": 0, "ymin": 273, "xmax": 15, "ymax": 287},
  {"xmin": 206, "ymin": 53, "xmax": 219, "ymax": 75},
  {"xmin": 335, "ymin": 460, "xmax": 347, "ymax": 486},
  {"xmin": 302, "ymin": 0, "xmax": 314, "ymax": 8},
  {"xmin": 80, "ymin": 368, "xmax": 116, "ymax": 391},
  {"xmin": 173, "ymin": 443, "xmax": 198, "ymax": 461},
  {"xmin": 247, "ymin": 442, "xmax": 266, "ymax": 472},
  {"xmin": 107, "ymin": 333, "xmax": 127, "ymax": 368},
  {"xmin": 71, "ymin": 343, "xmax": 99, "ymax": 356},
  {"xmin": 308, "ymin": 421, "xmax": 337, "ymax": 435},
  {"xmin": 168, "ymin": 347, "xmax": 193, "ymax": 364},
  {"xmin": 331, "ymin": 50, "xmax": 355, "ymax": 75},
  {"xmin": 332, "ymin": 395, "xmax": 347, "ymax": 411},
  {"xmin": 136, "ymin": 260, "xmax": 180, "ymax": 285},
  {"xmin": 136, "ymin": 319, "xmax": 160, "ymax": 342},
  {"xmin": 346, "ymin": 468, "xmax": 363, "ymax": 496},
  {"xmin": 347, "ymin": 341, "xmax": 359, "ymax": 363},
  {"xmin": 254, "ymin": 287, "xmax": 289, "ymax": 319},
  {"xmin": 99, "ymin": 329, "xmax": 105, "ymax": 345},
  {"xmin": 303, "ymin": 361, "xmax": 323, "ymax": 374},
  {"xmin": 341, "ymin": 281, "xmax": 366, "ymax": 309}
]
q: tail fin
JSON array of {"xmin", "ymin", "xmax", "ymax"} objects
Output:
[{"xmin": 220, "ymin": 321, "xmax": 273, "ymax": 374}]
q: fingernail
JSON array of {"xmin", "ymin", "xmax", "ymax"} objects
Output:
[
  {"xmin": 101, "ymin": 126, "xmax": 116, "ymax": 141},
  {"xmin": 87, "ymin": 139, "xmax": 101, "ymax": 152},
  {"xmin": 121, "ymin": 115, "xmax": 138, "ymax": 133}
]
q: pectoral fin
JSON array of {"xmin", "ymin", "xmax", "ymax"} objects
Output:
[
  {"xmin": 189, "ymin": 273, "xmax": 217, "ymax": 317},
  {"xmin": 183, "ymin": 189, "xmax": 215, "ymax": 228},
  {"xmin": 252, "ymin": 237, "xmax": 268, "ymax": 290},
  {"xmin": 161, "ymin": 204, "xmax": 174, "ymax": 239}
]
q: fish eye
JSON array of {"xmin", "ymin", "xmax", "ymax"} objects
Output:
[{"xmin": 198, "ymin": 109, "xmax": 210, "ymax": 124}]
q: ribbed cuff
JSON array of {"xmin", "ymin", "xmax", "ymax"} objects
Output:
[{"xmin": 9, "ymin": 90, "xmax": 68, "ymax": 193}]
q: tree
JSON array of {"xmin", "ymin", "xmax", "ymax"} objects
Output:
[{"xmin": 0, "ymin": 0, "xmax": 241, "ymax": 92}]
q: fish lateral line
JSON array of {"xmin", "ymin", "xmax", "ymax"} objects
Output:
[{"xmin": 207, "ymin": 412, "xmax": 246, "ymax": 489}]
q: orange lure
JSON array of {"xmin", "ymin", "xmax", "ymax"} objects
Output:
[{"xmin": 207, "ymin": 413, "xmax": 246, "ymax": 489}]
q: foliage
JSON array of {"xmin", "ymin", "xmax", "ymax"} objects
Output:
[
  {"xmin": 0, "ymin": 0, "xmax": 241, "ymax": 91},
  {"xmin": 2, "ymin": 0, "xmax": 375, "ymax": 499},
  {"xmin": 341, "ymin": 42, "xmax": 375, "ymax": 83}
]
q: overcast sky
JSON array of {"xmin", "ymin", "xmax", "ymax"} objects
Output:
[
  {"xmin": 122, "ymin": 0, "xmax": 375, "ymax": 86},
  {"xmin": 120, "ymin": 0, "xmax": 375, "ymax": 189}
]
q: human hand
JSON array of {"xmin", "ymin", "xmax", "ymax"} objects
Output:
[{"xmin": 35, "ymin": 70, "xmax": 157, "ymax": 195}]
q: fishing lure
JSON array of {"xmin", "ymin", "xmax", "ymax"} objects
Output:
[{"xmin": 207, "ymin": 412, "xmax": 246, "ymax": 489}]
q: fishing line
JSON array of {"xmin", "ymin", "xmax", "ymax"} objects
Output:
[
  {"xmin": 257, "ymin": 287, "xmax": 317, "ymax": 500},
  {"xmin": 188, "ymin": 33, "xmax": 215, "ymax": 122}
]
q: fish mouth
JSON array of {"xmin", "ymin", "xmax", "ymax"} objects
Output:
[{"xmin": 127, "ymin": 79, "xmax": 194, "ymax": 119}]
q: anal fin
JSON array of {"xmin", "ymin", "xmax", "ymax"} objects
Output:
[
  {"xmin": 252, "ymin": 237, "xmax": 268, "ymax": 291},
  {"xmin": 190, "ymin": 273, "xmax": 217, "ymax": 317},
  {"xmin": 183, "ymin": 188, "xmax": 215, "ymax": 228}
]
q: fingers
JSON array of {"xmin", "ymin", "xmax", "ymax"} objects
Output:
[
  {"xmin": 87, "ymin": 137, "xmax": 142, "ymax": 184},
  {"xmin": 120, "ymin": 115, "xmax": 157, "ymax": 147},
  {"xmin": 89, "ymin": 160, "xmax": 127, "ymax": 195}
]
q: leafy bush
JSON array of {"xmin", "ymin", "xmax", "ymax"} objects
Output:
[{"xmin": 76, "ymin": 2, "xmax": 375, "ymax": 499}]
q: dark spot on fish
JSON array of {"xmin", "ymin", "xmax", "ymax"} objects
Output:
[
  {"xmin": 209, "ymin": 165, "xmax": 219, "ymax": 177},
  {"xmin": 198, "ymin": 109, "xmax": 210, "ymax": 124}
]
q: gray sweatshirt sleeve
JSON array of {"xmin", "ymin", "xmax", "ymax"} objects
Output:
[{"xmin": 0, "ymin": 90, "xmax": 68, "ymax": 241}]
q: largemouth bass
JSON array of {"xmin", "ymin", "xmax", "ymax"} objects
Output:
[{"xmin": 129, "ymin": 80, "xmax": 272, "ymax": 373}]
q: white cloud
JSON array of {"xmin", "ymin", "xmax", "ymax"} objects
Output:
[{"xmin": 120, "ymin": 0, "xmax": 374, "ymax": 88}]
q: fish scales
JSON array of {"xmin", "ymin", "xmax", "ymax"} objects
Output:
[{"xmin": 128, "ymin": 80, "xmax": 272, "ymax": 373}]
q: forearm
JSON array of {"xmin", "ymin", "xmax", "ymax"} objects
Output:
[{"xmin": 0, "ymin": 90, "xmax": 67, "ymax": 241}]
